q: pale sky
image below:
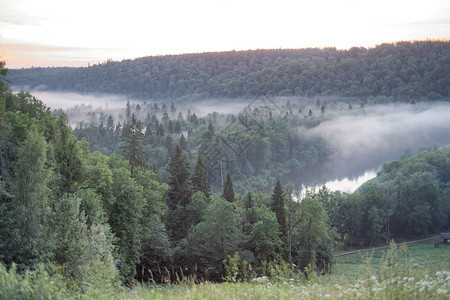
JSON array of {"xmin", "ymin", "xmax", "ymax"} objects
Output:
[{"xmin": 0, "ymin": 0, "xmax": 449, "ymax": 68}]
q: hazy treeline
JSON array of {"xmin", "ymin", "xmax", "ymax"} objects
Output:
[{"xmin": 9, "ymin": 41, "xmax": 450, "ymax": 101}]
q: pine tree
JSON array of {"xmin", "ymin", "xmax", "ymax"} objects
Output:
[
  {"xmin": 179, "ymin": 134, "xmax": 187, "ymax": 151},
  {"xmin": 166, "ymin": 145, "xmax": 192, "ymax": 241},
  {"xmin": 174, "ymin": 120, "xmax": 182, "ymax": 133},
  {"xmin": 222, "ymin": 172, "xmax": 235, "ymax": 202},
  {"xmin": 167, "ymin": 145, "xmax": 191, "ymax": 210},
  {"xmin": 271, "ymin": 178, "xmax": 288, "ymax": 251},
  {"xmin": 121, "ymin": 114, "xmax": 147, "ymax": 173},
  {"xmin": 125, "ymin": 100, "xmax": 131, "ymax": 123},
  {"xmin": 245, "ymin": 191, "xmax": 254, "ymax": 210},
  {"xmin": 191, "ymin": 155, "xmax": 210, "ymax": 200},
  {"xmin": 106, "ymin": 115, "xmax": 114, "ymax": 133},
  {"xmin": 53, "ymin": 114, "xmax": 84, "ymax": 197}
]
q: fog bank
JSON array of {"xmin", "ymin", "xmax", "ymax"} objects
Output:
[{"xmin": 304, "ymin": 103, "xmax": 450, "ymax": 181}]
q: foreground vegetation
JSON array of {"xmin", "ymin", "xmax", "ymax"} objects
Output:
[{"xmin": 2, "ymin": 243, "xmax": 449, "ymax": 299}]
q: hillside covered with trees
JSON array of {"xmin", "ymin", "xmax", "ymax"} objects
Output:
[
  {"xmin": 8, "ymin": 40, "xmax": 450, "ymax": 101},
  {"xmin": 2, "ymin": 50, "xmax": 450, "ymax": 291}
]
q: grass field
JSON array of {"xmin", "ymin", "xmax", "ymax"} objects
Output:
[
  {"xmin": 332, "ymin": 243, "xmax": 450, "ymax": 281},
  {"xmin": 2, "ymin": 242, "xmax": 449, "ymax": 299}
]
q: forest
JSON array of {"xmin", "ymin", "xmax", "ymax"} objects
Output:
[
  {"xmin": 8, "ymin": 41, "xmax": 450, "ymax": 101},
  {"xmin": 1, "ymin": 47, "xmax": 450, "ymax": 296}
]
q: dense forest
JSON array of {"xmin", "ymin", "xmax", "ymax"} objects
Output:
[
  {"xmin": 1, "ymin": 46, "xmax": 450, "ymax": 294},
  {"xmin": 8, "ymin": 41, "xmax": 450, "ymax": 101},
  {"xmin": 69, "ymin": 97, "xmax": 330, "ymax": 193}
]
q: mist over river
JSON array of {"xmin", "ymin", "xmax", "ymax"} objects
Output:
[{"xmin": 30, "ymin": 90, "xmax": 450, "ymax": 193}]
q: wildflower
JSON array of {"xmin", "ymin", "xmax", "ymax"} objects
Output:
[{"xmin": 370, "ymin": 275, "xmax": 377, "ymax": 281}]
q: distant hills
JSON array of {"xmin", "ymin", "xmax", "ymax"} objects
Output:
[{"xmin": 8, "ymin": 41, "xmax": 450, "ymax": 101}]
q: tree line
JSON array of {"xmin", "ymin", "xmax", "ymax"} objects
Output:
[{"xmin": 8, "ymin": 40, "xmax": 450, "ymax": 101}]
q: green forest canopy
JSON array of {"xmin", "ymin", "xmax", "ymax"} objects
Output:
[{"xmin": 8, "ymin": 41, "xmax": 450, "ymax": 101}]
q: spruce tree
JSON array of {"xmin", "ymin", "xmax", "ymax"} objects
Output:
[
  {"xmin": 167, "ymin": 145, "xmax": 191, "ymax": 209},
  {"xmin": 271, "ymin": 178, "xmax": 288, "ymax": 251},
  {"xmin": 125, "ymin": 100, "xmax": 131, "ymax": 123},
  {"xmin": 179, "ymin": 134, "xmax": 187, "ymax": 151},
  {"xmin": 222, "ymin": 172, "xmax": 235, "ymax": 202},
  {"xmin": 53, "ymin": 114, "xmax": 84, "ymax": 197},
  {"xmin": 121, "ymin": 114, "xmax": 147, "ymax": 174},
  {"xmin": 166, "ymin": 145, "xmax": 192, "ymax": 241},
  {"xmin": 245, "ymin": 191, "xmax": 254, "ymax": 210},
  {"xmin": 191, "ymin": 155, "xmax": 210, "ymax": 200}
]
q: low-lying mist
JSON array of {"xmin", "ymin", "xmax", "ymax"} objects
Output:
[
  {"xmin": 30, "ymin": 90, "xmax": 251, "ymax": 127},
  {"xmin": 31, "ymin": 90, "xmax": 450, "ymax": 191},
  {"xmin": 299, "ymin": 102, "xmax": 450, "ymax": 186}
]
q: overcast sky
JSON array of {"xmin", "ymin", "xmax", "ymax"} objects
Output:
[{"xmin": 1, "ymin": 0, "xmax": 449, "ymax": 68}]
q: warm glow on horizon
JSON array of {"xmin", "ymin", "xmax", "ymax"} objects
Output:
[{"xmin": 1, "ymin": 0, "xmax": 449, "ymax": 68}]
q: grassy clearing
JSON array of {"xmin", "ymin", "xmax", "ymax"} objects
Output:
[{"xmin": 333, "ymin": 243, "xmax": 450, "ymax": 280}]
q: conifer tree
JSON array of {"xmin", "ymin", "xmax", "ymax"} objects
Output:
[
  {"xmin": 53, "ymin": 114, "xmax": 84, "ymax": 197},
  {"xmin": 167, "ymin": 145, "xmax": 191, "ymax": 209},
  {"xmin": 191, "ymin": 155, "xmax": 210, "ymax": 200},
  {"xmin": 179, "ymin": 134, "xmax": 188, "ymax": 151},
  {"xmin": 222, "ymin": 172, "xmax": 235, "ymax": 202},
  {"xmin": 271, "ymin": 178, "xmax": 288, "ymax": 250},
  {"xmin": 166, "ymin": 145, "xmax": 192, "ymax": 241},
  {"xmin": 125, "ymin": 100, "xmax": 131, "ymax": 123},
  {"xmin": 174, "ymin": 120, "xmax": 182, "ymax": 133},
  {"xmin": 245, "ymin": 191, "xmax": 254, "ymax": 210},
  {"xmin": 121, "ymin": 114, "xmax": 147, "ymax": 174}
]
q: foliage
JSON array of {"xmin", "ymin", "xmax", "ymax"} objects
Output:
[
  {"xmin": 12, "ymin": 126, "xmax": 52, "ymax": 268},
  {"xmin": 9, "ymin": 41, "xmax": 450, "ymax": 101},
  {"xmin": 270, "ymin": 178, "xmax": 287, "ymax": 255},
  {"xmin": 244, "ymin": 205, "xmax": 283, "ymax": 265},
  {"xmin": 121, "ymin": 114, "xmax": 147, "ymax": 173},
  {"xmin": 1, "ymin": 58, "xmax": 450, "ymax": 297},
  {"xmin": 292, "ymin": 197, "xmax": 334, "ymax": 272},
  {"xmin": 138, "ymin": 215, "xmax": 172, "ymax": 283},
  {"xmin": 174, "ymin": 197, "xmax": 242, "ymax": 281},
  {"xmin": 191, "ymin": 155, "xmax": 210, "ymax": 200},
  {"xmin": 222, "ymin": 172, "xmax": 235, "ymax": 202},
  {"xmin": 109, "ymin": 167, "xmax": 145, "ymax": 282}
]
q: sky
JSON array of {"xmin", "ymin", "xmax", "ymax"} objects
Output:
[{"xmin": 0, "ymin": 0, "xmax": 449, "ymax": 68}]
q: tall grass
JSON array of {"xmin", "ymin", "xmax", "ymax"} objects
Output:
[{"xmin": 2, "ymin": 242, "xmax": 449, "ymax": 299}]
